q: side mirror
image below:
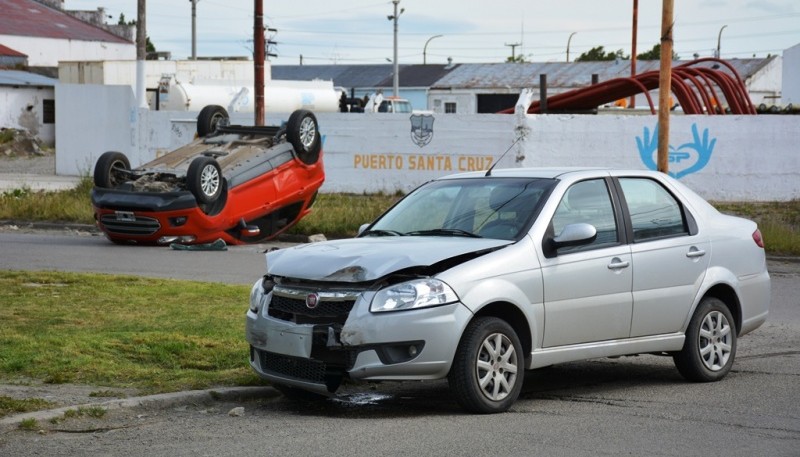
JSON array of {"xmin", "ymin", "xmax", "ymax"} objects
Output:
[
  {"xmin": 551, "ymin": 223, "xmax": 597, "ymax": 248},
  {"xmin": 238, "ymin": 218, "xmax": 260, "ymax": 237},
  {"xmin": 357, "ymin": 223, "xmax": 370, "ymax": 235}
]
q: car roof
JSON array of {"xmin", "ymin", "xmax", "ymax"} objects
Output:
[{"xmin": 439, "ymin": 167, "xmax": 619, "ymax": 180}]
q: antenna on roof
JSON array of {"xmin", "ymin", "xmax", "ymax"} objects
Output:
[{"xmin": 485, "ymin": 136, "xmax": 523, "ymax": 177}]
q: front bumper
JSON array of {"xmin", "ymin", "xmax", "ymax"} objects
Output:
[
  {"xmin": 91, "ymin": 188, "xmax": 231, "ymax": 245},
  {"xmin": 245, "ymin": 279, "xmax": 473, "ymax": 393}
]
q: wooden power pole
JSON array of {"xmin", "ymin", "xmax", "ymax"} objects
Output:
[
  {"xmin": 657, "ymin": 0, "xmax": 674, "ymax": 174},
  {"xmin": 254, "ymin": 0, "xmax": 265, "ymax": 126}
]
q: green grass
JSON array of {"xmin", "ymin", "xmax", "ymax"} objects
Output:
[
  {"xmin": 713, "ymin": 200, "xmax": 800, "ymax": 256},
  {"xmin": 289, "ymin": 192, "xmax": 401, "ymax": 238},
  {"xmin": 18, "ymin": 418, "xmax": 38, "ymax": 430},
  {"xmin": 0, "ymin": 271, "xmax": 259, "ymax": 398},
  {"xmin": 0, "ymin": 177, "xmax": 95, "ymax": 224},
  {"xmin": 0, "ymin": 396, "xmax": 56, "ymax": 417}
]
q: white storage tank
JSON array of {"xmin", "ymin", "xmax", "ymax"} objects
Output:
[{"xmin": 157, "ymin": 76, "xmax": 341, "ymax": 113}]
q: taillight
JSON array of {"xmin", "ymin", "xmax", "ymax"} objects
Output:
[{"xmin": 752, "ymin": 229, "xmax": 764, "ymax": 248}]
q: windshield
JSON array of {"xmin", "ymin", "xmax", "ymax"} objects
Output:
[{"xmin": 365, "ymin": 177, "xmax": 555, "ymax": 240}]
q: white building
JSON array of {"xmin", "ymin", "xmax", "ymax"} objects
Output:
[
  {"xmin": 0, "ymin": 70, "xmax": 57, "ymax": 145},
  {"xmin": 0, "ymin": 0, "xmax": 134, "ymax": 68}
]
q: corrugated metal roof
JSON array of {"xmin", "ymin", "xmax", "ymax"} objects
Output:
[
  {"xmin": 271, "ymin": 64, "xmax": 395, "ymax": 88},
  {"xmin": 0, "ymin": 69, "xmax": 58, "ymax": 87},
  {"xmin": 0, "ymin": 0, "xmax": 131, "ymax": 44},
  {"xmin": 431, "ymin": 58, "xmax": 775, "ymax": 89},
  {"xmin": 272, "ymin": 58, "xmax": 773, "ymax": 91},
  {"xmin": 0, "ymin": 44, "xmax": 27, "ymax": 57}
]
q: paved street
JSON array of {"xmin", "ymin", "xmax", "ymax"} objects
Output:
[{"xmin": 0, "ymin": 231, "xmax": 798, "ymax": 456}]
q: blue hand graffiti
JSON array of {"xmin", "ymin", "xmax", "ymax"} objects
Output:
[{"xmin": 636, "ymin": 123, "xmax": 716, "ymax": 179}]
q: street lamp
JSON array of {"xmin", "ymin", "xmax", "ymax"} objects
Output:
[
  {"xmin": 716, "ymin": 24, "xmax": 728, "ymax": 58},
  {"xmin": 423, "ymin": 34, "xmax": 443, "ymax": 64},
  {"xmin": 566, "ymin": 32, "xmax": 576, "ymax": 62},
  {"xmin": 387, "ymin": 0, "xmax": 404, "ymax": 97}
]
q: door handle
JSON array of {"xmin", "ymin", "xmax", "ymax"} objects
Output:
[
  {"xmin": 686, "ymin": 248, "xmax": 706, "ymax": 258},
  {"xmin": 607, "ymin": 258, "xmax": 630, "ymax": 270}
]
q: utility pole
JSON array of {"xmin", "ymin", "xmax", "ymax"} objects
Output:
[
  {"xmin": 716, "ymin": 25, "xmax": 728, "ymax": 58},
  {"xmin": 136, "ymin": 0, "xmax": 147, "ymax": 108},
  {"xmin": 566, "ymin": 32, "xmax": 576, "ymax": 62},
  {"xmin": 254, "ymin": 0, "xmax": 265, "ymax": 126},
  {"xmin": 657, "ymin": 0, "xmax": 674, "ymax": 174},
  {"xmin": 630, "ymin": 0, "xmax": 638, "ymax": 108},
  {"xmin": 505, "ymin": 42, "xmax": 521, "ymax": 61},
  {"xmin": 190, "ymin": 0, "xmax": 197, "ymax": 60},
  {"xmin": 388, "ymin": 0, "xmax": 403, "ymax": 97}
]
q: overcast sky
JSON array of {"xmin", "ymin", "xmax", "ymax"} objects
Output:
[{"xmin": 64, "ymin": 0, "xmax": 800, "ymax": 64}]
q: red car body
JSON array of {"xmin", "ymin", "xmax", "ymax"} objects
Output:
[{"xmin": 91, "ymin": 109, "xmax": 324, "ymax": 245}]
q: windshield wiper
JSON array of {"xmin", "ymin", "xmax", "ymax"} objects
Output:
[
  {"xmin": 405, "ymin": 229, "xmax": 482, "ymax": 238},
  {"xmin": 360, "ymin": 229, "xmax": 405, "ymax": 237}
]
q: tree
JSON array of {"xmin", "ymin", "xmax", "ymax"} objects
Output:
[
  {"xmin": 575, "ymin": 46, "xmax": 629, "ymax": 62},
  {"xmin": 636, "ymin": 44, "xmax": 679, "ymax": 60},
  {"xmin": 506, "ymin": 54, "xmax": 529, "ymax": 63},
  {"xmin": 118, "ymin": 13, "xmax": 156, "ymax": 53}
]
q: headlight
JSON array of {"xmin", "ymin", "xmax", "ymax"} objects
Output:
[
  {"xmin": 249, "ymin": 277, "xmax": 273, "ymax": 314},
  {"xmin": 370, "ymin": 279, "xmax": 458, "ymax": 313}
]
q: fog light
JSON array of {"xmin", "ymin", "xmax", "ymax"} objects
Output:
[
  {"xmin": 408, "ymin": 345, "xmax": 418, "ymax": 357},
  {"xmin": 157, "ymin": 236, "xmax": 179, "ymax": 244},
  {"xmin": 169, "ymin": 216, "xmax": 188, "ymax": 227},
  {"xmin": 178, "ymin": 235, "xmax": 196, "ymax": 243}
]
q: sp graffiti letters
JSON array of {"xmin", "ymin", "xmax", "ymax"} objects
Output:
[{"xmin": 636, "ymin": 123, "xmax": 716, "ymax": 179}]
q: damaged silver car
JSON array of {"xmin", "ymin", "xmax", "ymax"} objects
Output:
[{"xmin": 246, "ymin": 168, "xmax": 770, "ymax": 413}]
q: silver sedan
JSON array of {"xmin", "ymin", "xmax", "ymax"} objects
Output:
[{"xmin": 246, "ymin": 168, "xmax": 770, "ymax": 413}]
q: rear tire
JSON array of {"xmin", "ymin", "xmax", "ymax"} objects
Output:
[
  {"xmin": 186, "ymin": 157, "xmax": 223, "ymax": 204},
  {"xmin": 448, "ymin": 317, "xmax": 524, "ymax": 414},
  {"xmin": 286, "ymin": 110, "xmax": 321, "ymax": 165},
  {"xmin": 197, "ymin": 105, "xmax": 229, "ymax": 137},
  {"xmin": 673, "ymin": 297, "xmax": 737, "ymax": 382},
  {"xmin": 93, "ymin": 151, "xmax": 130, "ymax": 188}
]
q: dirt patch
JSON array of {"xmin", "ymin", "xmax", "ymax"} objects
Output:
[
  {"xmin": 0, "ymin": 128, "xmax": 51, "ymax": 158},
  {"xmin": 0, "ymin": 379, "xmax": 140, "ymax": 412}
]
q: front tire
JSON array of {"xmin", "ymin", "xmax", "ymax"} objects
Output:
[
  {"xmin": 286, "ymin": 110, "xmax": 321, "ymax": 165},
  {"xmin": 673, "ymin": 297, "xmax": 737, "ymax": 382},
  {"xmin": 93, "ymin": 151, "xmax": 130, "ymax": 188},
  {"xmin": 448, "ymin": 317, "xmax": 524, "ymax": 414},
  {"xmin": 187, "ymin": 157, "xmax": 223, "ymax": 204}
]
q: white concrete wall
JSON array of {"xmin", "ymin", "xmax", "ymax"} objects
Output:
[
  {"xmin": 0, "ymin": 35, "xmax": 134, "ymax": 67},
  {"xmin": 782, "ymin": 44, "xmax": 800, "ymax": 105},
  {"xmin": 0, "ymin": 86, "xmax": 56, "ymax": 145},
  {"xmin": 59, "ymin": 60, "xmax": 269, "ymax": 90},
  {"xmin": 55, "ymin": 84, "xmax": 799, "ymax": 201},
  {"xmin": 55, "ymin": 84, "xmax": 140, "ymax": 175}
]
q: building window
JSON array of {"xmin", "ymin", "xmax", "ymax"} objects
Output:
[
  {"xmin": 43, "ymin": 99, "xmax": 55, "ymax": 124},
  {"xmin": 445, "ymin": 102, "xmax": 457, "ymax": 114}
]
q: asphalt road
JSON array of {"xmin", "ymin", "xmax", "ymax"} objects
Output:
[{"xmin": 1, "ymin": 231, "xmax": 798, "ymax": 456}]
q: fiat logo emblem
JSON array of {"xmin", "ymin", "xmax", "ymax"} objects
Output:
[{"xmin": 306, "ymin": 293, "xmax": 320, "ymax": 309}]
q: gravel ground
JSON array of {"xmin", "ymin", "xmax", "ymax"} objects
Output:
[{"xmin": 0, "ymin": 154, "xmax": 55, "ymax": 175}]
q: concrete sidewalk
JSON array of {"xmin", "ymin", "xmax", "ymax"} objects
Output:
[{"xmin": 0, "ymin": 173, "xmax": 82, "ymax": 192}]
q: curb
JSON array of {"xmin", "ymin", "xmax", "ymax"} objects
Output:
[{"xmin": 0, "ymin": 386, "xmax": 279, "ymax": 427}]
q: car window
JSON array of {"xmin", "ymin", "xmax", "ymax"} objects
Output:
[
  {"xmin": 618, "ymin": 178, "xmax": 688, "ymax": 242},
  {"xmin": 368, "ymin": 178, "xmax": 555, "ymax": 239},
  {"xmin": 551, "ymin": 179, "xmax": 618, "ymax": 253},
  {"xmin": 378, "ymin": 101, "xmax": 391, "ymax": 113}
]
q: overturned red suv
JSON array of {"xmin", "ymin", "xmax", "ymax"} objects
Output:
[{"xmin": 91, "ymin": 106, "xmax": 324, "ymax": 245}]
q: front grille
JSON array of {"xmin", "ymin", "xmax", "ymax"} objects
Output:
[
  {"xmin": 100, "ymin": 214, "xmax": 161, "ymax": 235},
  {"xmin": 268, "ymin": 286, "xmax": 358, "ymax": 325},
  {"xmin": 259, "ymin": 350, "xmax": 326, "ymax": 383}
]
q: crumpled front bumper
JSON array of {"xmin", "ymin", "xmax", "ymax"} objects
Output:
[{"xmin": 245, "ymin": 278, "xmax": 473, "ymax": 394}]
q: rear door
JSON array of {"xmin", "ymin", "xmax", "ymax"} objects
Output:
[{"xmin": 615, "ymin": 177, "xmax": 710, "ymax": 337}]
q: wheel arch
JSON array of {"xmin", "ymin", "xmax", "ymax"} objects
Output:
[
  {"xmin": 473, "ymin": 301, "xmax": 533, "ymax": 366},
  {"xmin": 700, "ymin": 284, "xmax": 742, "ymax": 335}
]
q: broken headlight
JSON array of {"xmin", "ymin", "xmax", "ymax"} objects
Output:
[{"xmin": 370, "ymin": 278, "xmax": 458, "ymax": 313}]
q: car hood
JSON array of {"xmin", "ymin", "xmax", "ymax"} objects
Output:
[{"xmin": 266, "ymin": 237, "xmax": 513, "ymax": 282}]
